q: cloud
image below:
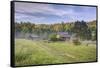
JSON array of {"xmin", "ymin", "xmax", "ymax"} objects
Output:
[
  {"xmin": 15, "ymin": 2, "xmax": 74, "ymax": 17},
  {"xmin": 15, "ymin": 2, "xmax": 96, "ymax": 23}
]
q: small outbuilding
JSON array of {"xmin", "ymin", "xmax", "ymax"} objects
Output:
[{"xmin": 57, "ymin": 32, "xmax": 71, "ymax": 41}]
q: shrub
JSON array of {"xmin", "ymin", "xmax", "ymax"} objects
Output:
[
  {"xmin": 49, "ymin": 34, "xmax": 58, "ymax": 41},
  {"xmin": 73, "ymin": 38, "xmax": 81, "ymax": 45}
]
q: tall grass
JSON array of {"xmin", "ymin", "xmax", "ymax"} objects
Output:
[{"xmin": 15, "ymin": 39, "xmax": 96, "ymax": 66}]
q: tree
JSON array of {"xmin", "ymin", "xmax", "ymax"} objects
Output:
[
  {"xmin": 92, "ymin": 30, "xmax": 97, "ymax": 41},
  {"xmin": 49, "ymin": 34, "xmax": 58, "ymax": 41},
  {"xmin": 61, "ymin": 22, "xmax": 66, "ymax": 32},
  {"xmin": 72, "ymin": 20, "xmax": 92, "ymax": 40}
]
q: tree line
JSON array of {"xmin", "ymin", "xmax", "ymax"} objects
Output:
[{"xmin": 15, "ymin": 20, "xmax": 97, "ymax": 41}]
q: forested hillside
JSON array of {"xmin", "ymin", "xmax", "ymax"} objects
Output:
[{"xmin": 15, "ymin": 20, "xmax": 97, "ymax": 41}]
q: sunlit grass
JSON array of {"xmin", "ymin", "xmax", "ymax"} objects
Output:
[{"xmin": 15, "ymin": 39, "xmax": 97, "ymax": 66}]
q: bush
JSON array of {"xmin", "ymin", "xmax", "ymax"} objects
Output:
[
  {"xmin": 49, "ymin": 34, "xmax": 58, "ymax": 41},
  {"xmin": 73, "ymin": 38, "xmax": 81, "ymax": 45}
]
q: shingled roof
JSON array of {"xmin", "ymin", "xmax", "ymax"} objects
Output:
[{"xmin": 57, "ymin": 32, "xmax": 71, "ymax": 38}]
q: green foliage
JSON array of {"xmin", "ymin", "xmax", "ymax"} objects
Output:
[
  {"xmin": 61, "ymin": 22, "xmax": 66, "ymax": 32},
  {"xmin": 15, "ymin": 20, "xmax": 96, "ymax": 41},
  {"xmin": 49, "ymin": 34, "xmax": 58, "ymax": 41},
  {"xmin": 92, "ymin": 31, "xmax": 97, "ymax": 41},
  {"xmin": 89, "ymin": 26, "xmax": 97, "ymax": 41},
  {"xmin": 15, "ymin": 39, "xmax": 96, "ymax": 66},
  {"xmin": 72, "ymin": 21, "xmax": 92, "ymax": 40}
]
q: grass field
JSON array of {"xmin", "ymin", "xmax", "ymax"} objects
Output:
[{"xmin": 15, "ymin": 39, "xmax": 97, "ymax": 66}]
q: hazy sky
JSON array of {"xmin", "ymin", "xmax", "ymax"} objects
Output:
[{"xmin": 15, "ymin": 2, "xmax": 96, "ymax": 24}]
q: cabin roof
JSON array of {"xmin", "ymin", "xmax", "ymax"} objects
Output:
[{"xmin": 57, "ymin": 32, "xmax": 71, "ymax": 37}]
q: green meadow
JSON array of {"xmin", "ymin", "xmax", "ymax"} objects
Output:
[{"xmin": 15, "ymin": 39, "xmax": 96, "ymax": 66}]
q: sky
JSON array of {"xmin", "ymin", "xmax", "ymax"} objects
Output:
[{"xmin": 15, "ymin": 2, "xmax": 96, "ymax": 24}]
